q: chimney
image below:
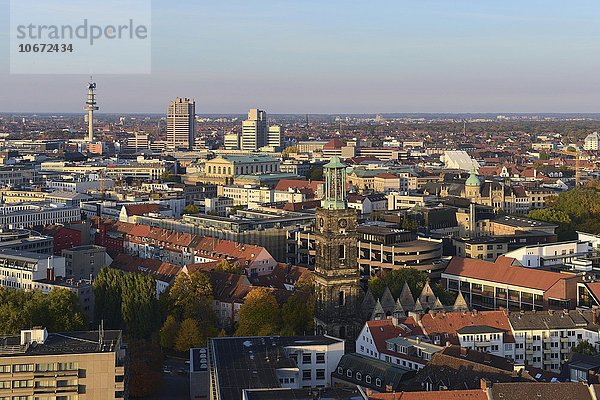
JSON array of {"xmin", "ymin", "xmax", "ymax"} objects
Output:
[
  {"xmin": 416, "ymin": 337, "xmax": 421, "ymax": 344},
  {"xmin": 46, "ymin": 267, "xmax": 55, "ymax": 282},
  {"xmin": 460, "ymin": 347, "xmax": 468, "ymax": 357}
]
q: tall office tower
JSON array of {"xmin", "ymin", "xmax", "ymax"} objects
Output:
[
  {"xmin": 267, "ymin": 125, "xmax": 282, "ymax": 151},
  {"xmin": 84, "ymin": 80, "xmax": 98, "ymax": 143},
  {"xmin": 313, "ymin": 156, "xmax": 361, "ymax": 350},
  {"xmin": 241, "ymin": 108, "xmax": 267, "ymax": 151},
  {"xmin": 167, "ymin": 97, "xmax": 196, "ymax": 150}
]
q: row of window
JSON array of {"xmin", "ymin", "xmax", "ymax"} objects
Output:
[{"xmin": 337, "ymin": 367, "xmax": 382, "ymax": 387}]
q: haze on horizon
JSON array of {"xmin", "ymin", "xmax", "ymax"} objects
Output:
[{"xmin": 0, "ymin": 0, "xmax": 599, "ymax": 114}]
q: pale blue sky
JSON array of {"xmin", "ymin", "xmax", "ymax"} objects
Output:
[{"xmin": 0, "ymin": 0, "xmax": 599, "ymax": 113}]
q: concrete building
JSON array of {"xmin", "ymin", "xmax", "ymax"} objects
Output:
[
  {"xmin": 167, "ymin": 97, "xmax": 196, "ymax": 150},
  {"xmin": 223, "ymin": 132, "xmax": 240, "ymax": 150},
  {"xmin": 267, "ymin": 125, "xmax": 282, "ymax": 151},
  {"xmin": 0, "ymin": 327, "xmax": 126, "ymax": 399},
  {"xmin": 0, "ymin": 204, "xmax": 81, "ymax": 228},
  {"xmin": 503, "ymin": 240, "xmax": 591, "ymax": 270},
  {"xmin": 241, "ymin": 109, "xmax": 267, "ymax": 151},
  {"xmin": 62, "ymin": 245, "xmax": 112, "ymax": 280},
  {"xmin": 125, "ymin": 131, "xmax": 150, "ymax": 152},
  {"xmin": 453, "ymin": 237, "xmax": 509, "ymax": 261},
  {"xmin": 0, "ymin": 228, "xmax": 53, "ymax": 255},
  {"xmin": 0, "ymin": 249, "xmax": 66, "ymax": 290}
]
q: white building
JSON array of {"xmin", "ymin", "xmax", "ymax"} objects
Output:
[
  {"xmin": 0, "ymin": 249, "xmax": 66, "ymax": 290},
  {"xmin": 442, "ymin": 150, "xmax": 480, "ymax": 172},
  {"xmin": 584, "ymin": 132, "xmax": 600, "ymax": 151},
  {"xmin": 0, "ymin": 204, "xmax": 81, "ymax": 228},
  {"xmin": 503, "ymin": 240, "xmax": 591, "ymax": 270}
]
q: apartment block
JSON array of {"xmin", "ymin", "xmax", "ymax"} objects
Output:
[{"xmin": 0, "ymin": 328, "xmax": 126, "ymax": 399}]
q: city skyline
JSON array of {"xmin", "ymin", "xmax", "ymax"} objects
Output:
[{"xmin": 1, "ymin": 0, "xmax": 600, "ymax": 113}]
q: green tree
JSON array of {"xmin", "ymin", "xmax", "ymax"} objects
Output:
[
  {"xmin": 183, "ymin": 204, "xmax": 200, "ymax": 215},
  {"xmin": 175, "ymin": 318, "xmax": 204, "ymax": 352},
  {"xmin": 169, "ymin": 270, "xmax": 214, "ymax": 320},
  {"xmin": 309, "ymin": 167, "xmax": 324, "ymax": 181},
  {"xmin": 281, "ymin": 295, "xmax": 314, "ymax": 336},
  {"xmin": 161, "ymin": 171, "xmax": 177, "ymax": 182},
  {"xmin": 93, "ymin": 267, "xmax": 160, "ymax": 339},
  {"xmin": 236, "ymin": 288, "xmax": 281, "ymax": 336},
  {"xmin": 159, "ymin": 315, "xmax": 180, "ymax": 350},
  {"xmin": 572, "ymin": 340, "xmax": 597, "ymax": 356}
]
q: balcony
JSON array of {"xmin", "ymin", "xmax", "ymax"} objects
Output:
[{"xmin": 115, "ymin": 366, "xmax": 125, "ymax": 375}]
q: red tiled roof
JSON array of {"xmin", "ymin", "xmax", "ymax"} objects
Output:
[
  {"xmin": 194, "ymin": 237, "xmax": 272, "ymax": 266},
  {"xmin": 369, "ymin": 390, "xmax": 487, "ymax": 400},
  {"xmin": 111, "ymin": 253, "xmax": 181, "ymax": 282},
  {"xmin": 444, "ymin": 256, "xmax": 577, "ymax": 292},
  {"xmin": 123, "ymin": 203, "xmax": 160, "ymax": 216},
  {"xmin": 420, "ymin": 310, "xmax": 514, "ymax": 344},
  {"xmin": 323, "ymin": 138, "xmax": 346, "ymax": 150},
  {"xmin": 367, "ymin": 318, "xmax": 421, "ymax": 355}
]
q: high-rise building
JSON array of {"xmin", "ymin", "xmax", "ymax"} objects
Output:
[
  {"xmin": 313, "ymin": 156, "xmax": 361, "ymax": 350},
  {"xmin": 241, "ymin": 108, "xmax": 267, "ymax": 151},
  {"xmin": 167, "ymin": 97, "xmax": 196, "ymax": 150},
  {"xmin": 223, "ymin": 132, "xmax": 240, "ymax": 150},
  {"xmin": 267, "ymin": 125, "xmax": 282, "ymax": 150},
  {"xmin": 584, "ymin": 132, "xmax": 600, "ymax": 151}
]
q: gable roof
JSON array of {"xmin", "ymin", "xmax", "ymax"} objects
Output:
[
  {"xmin": 419, "ymin": 310, "xmax": 513, "ymax": 345},
  {"xmin": 444, "ymin": 256, "xmax": 579, "ymax": 292}
]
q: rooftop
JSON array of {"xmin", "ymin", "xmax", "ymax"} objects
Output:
[{"xmin": 0, "ymin": 330, "xmax": 122, "ymax": 357}]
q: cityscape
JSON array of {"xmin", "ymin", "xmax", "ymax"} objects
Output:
[{"xmin": 3, "ymin": 1, "xmax": 600, "ymax": 400}]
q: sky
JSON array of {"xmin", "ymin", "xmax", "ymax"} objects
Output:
[{"xmin": 0, "ymin": 0, "xmax": 599, "ymax": 114}]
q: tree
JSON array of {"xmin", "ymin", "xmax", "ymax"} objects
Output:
[
  {"xmin": 183, "ymin": 204, "xmax": 199, "ymax": 215},
  {"xmin": 175, "ymin": 318, "xmax": 204, "ymax": 352},
  {"xmin": 0, "ymin": 287, "xmax": 86, "ymax": 335},
  {"xmin": 572, "ymin": 340, "xmax": 597, "ymax": 356},
  {"xmin": 236, "ymin": 288, "xmax": 281, "ymax": 336},
  {"xmin": 295, "ymin": 273, "xmax": 315, "ymax": 293},
  {"xmin": 309, "ymin": 167, "xmax": 323, "ymax": 181},
  {"xmin": 281, "ymin": 295, "xmax": 314, "ymax": 336},
  {"xmin": 282, "ymin": 146, "xmax": 298, "ymax": 159},
  {"xmin": 214, "ymin": 259, "xmax": 243, "ymax": 274},
  {"xmin": 159, "ymin": 315, "xmax": 180, "ymax": 350},
  {"xmin": 161, "ymin": 171, "xmax": 177, "ymax": 182},
  {"xmin": 93, "ymin": 267, "xmax": 160, "ymax": 339},
  {"xmin": 169, "ymin": 270, "xmax": 214, "ymax": 321}
]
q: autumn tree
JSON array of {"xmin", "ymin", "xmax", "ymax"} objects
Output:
[
  {"xmin": 214, "ymin": 259, "xmax": 243, "ymax": 274},
  {"xmin": 159, "ymin": 315, "xmax": 180, "ymax": 350},
  {"xmin": 175, "ymin": 318, "xmax": 204, "ymax": 352},
  {"xmin": 183, "ymin": 204, "xmax": 200, "ymax": 215},
  {"xmin": 169, "ymin": 270, "xmax": 214, "ymax": 321},
  {"xmin": 236, "ymin": 288, "xmax": 281, "ymax": 336}
]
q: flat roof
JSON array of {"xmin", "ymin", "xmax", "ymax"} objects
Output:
[
  {"xmin": 211, "ymin": 336, "xmax": 343, "ymax": 400},
  {"xmin": 0, "ymin": 330, "xmax": 121, "ymax": 357}
]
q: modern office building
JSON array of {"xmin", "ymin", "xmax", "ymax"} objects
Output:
[
  {"xmin": 0, "ymin": 327, "xmax": 127, "ymax": 399},
  {"xmin": 267, "ymin": 125, "xmax": 282, "ymax": 150},
  {"xmin": 223, "ymin": 132, "xmax": 240, "ymax": 150},
  {"xmin": 167, "ymin": 97, "xmax": 196, "ymax": 150},
  {"xmin": 241, "ymin": 109, "xmax": 267, "ymax": 151}
]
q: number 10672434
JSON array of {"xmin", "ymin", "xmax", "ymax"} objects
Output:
[{"xmin": 18, "ymin": 43, "xmax": 74, "ymax": 53}]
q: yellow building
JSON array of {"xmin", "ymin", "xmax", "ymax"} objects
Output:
[{"xmin": 0, "ymin": 328, "xmax": 127, "ymax": 400}]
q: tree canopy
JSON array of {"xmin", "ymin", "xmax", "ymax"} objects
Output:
[
  {"xmin": 572, "ymin": 340, "xmax": 597, "ymax": 356},
  {"xmin": 0, "ymin": 287, "xmax": 87, "ymax": 335},
  {"xmin": 93, "ymin": 267, "xmax": 160, "ymax": 339},
  {"xmin": 236, "ymin": 288, "xmax": 282, "ymax": 336}
]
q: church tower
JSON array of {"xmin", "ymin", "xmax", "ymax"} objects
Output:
[{"xmin": 314, "ymin": 156, "xmax": 361, "ymax": 347}]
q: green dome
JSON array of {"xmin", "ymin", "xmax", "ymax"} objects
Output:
[{"xmin": 465, "ymin": 169, "xmax": 480, "ymax": 186}]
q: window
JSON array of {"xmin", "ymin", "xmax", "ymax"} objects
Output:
[
  {"xmin": 302, "ymin": 370, "xmax": 311, "ymax": 381},
  {"xmin": 13, "ymin": 364, "xmax": 34, "ymax": 372},
  {"xmin": 339, "ymin": 244, "xmax": 345, "ymax": 259},
  {"xmin": 338, "ymin": 291, "xmax": 345, "ymax": 306},
  {"xmin": 337, "ymin": 367, "xmax": 343, "ymax": 375},
  {"xmin": 316, "ymin": 369, "xmax": 325, "ymax": 380},
  {"xmin": 356, "ymin": 372, "xmax": 362, "ymax": 381},
  {"xmin": 0, "ymin": 365, "xmax": 9, "ymax": 373},
  {"xmin": 346, "ymin": 369, "xmax": 352, "ymax": 378},
  {"xmin": 316, "ymin": 353, "xmax": 325, "ymax": 364},
  {"xmin": 375, "ymin": 378, "xmax": 382, "ymax": 387},
  {"xmin": 302, "ymin": 353, "xmax": 312, "ymax": 364},
  {"xmin": 365, "ymin": 375, "xmax": 371, "ymax": 384}
]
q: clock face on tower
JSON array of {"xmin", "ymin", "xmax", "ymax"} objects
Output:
[{"xmin": 338, "ymin": 219, "xmax": 348, "ymax": 229}]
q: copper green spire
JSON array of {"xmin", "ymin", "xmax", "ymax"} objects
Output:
[{"xmin": 322, "ymin": 156, "xmax": 348, "ymax": 209}]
